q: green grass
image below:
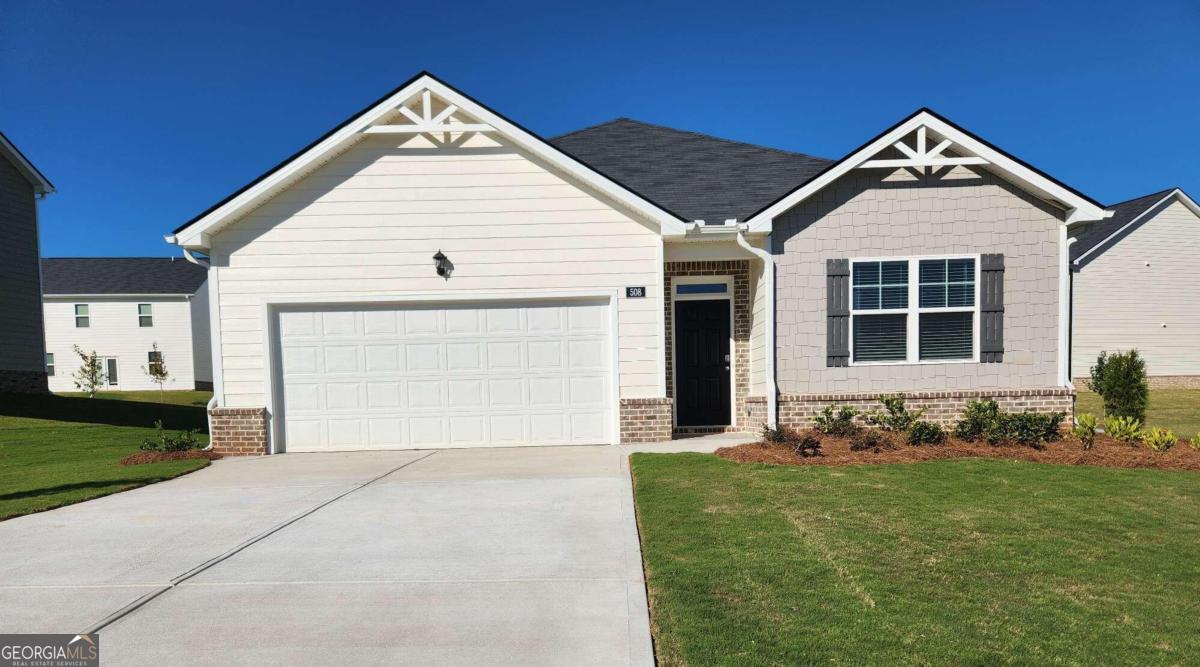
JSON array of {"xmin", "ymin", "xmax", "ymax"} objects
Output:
[
  {"xmin": 57, "ymin": 389, "xmax": 213, "ymax": 407},
  {"xmin": 0, "ymin": 391, "xmax": 213, "ymax": 521},
  {"xmin": 1076, "ymin": 388, "xmax": 1200, "ymax": 437},
  {"xmin": 632, "ymin": 454, "xmax": 1200, "ymax": 666}
]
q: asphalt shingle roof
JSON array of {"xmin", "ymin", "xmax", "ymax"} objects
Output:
[
  {"xmin": 41, "ymin": 257, "xmax": 208, "ymax": 295},
  {"xmin": 550, "ymin": 118, "xmax": 832, "ymax": 223},
  {"xmin": 1070, "ymin": 188, "xmax": 1178, "ymax": 264}
]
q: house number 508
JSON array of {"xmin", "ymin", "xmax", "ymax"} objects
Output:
[{"xmin": 625, "ymin": 286, "xmax": 646, "ymax": 298}]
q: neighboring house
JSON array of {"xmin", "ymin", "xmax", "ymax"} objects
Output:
[
  {"xmin": 167, "ymin": 72, "xmax": 1110, "ymax": 455},
  {"xmin": 1070, "ymin": 188, "xmax": 1200, "ymax": 386},
  {"xmin": 42, "ymin": 258, "xmax": 212, "ymax": 393},
  {"xmin": 0, "ymin": 132, "xmax": 54, "ymax": 393}
]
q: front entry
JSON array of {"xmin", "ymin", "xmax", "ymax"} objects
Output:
[{"xmin": 674, "ymin": 300, "xmax": 731, "ymax": 427}]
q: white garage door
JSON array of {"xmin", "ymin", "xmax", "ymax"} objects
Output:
[{"xmin": 276, "ymin": 299, "xmax": 612, "ymax": 451}]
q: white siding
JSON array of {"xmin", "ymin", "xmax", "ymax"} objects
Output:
[
  {"xmin": 44, "ymin": 296, "xmax": 199, "ymax": 392},
  {"xmin": 1073, "ymin": 199, "xmax": 1200, "ymax": 378},
  {"xmin": 190, "ymin": 280, "xmax": 213, "ymax": 384},
  {"xmin": 209, "ymin": 133, "xmax": 663, "ymax": 409}
]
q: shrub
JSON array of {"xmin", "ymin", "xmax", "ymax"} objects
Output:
[
  {"xmin": 907, "ymin": 420, "xmax": 946, "ymax": 446},
  {"xmin": 1190, "ymin": 434, "xmax": 1200, "ymax": 451},
  {"xmin": 954, "ymin": 400, "xmax": 1063, "ymax": 447},
  {"xmin": 849, "ymin": 429, "xmax": 895, "ymax": 453},
  {"xmin": 792, "ymin": 430, "xmax": 823, "ymax": 458},
  {"xmin": 1089, "ymin": 350, "xmax": 1149, "ymax": 422},
  {"xmin": 140, "ymin": 420, "xmax": 203, "ymax": 453},
  {"xmin": 1142, "ymin": 427, "xmax": 1177, "ymax": 452},
  {"xmin": 1072, "ymin": 413, "xmax": 1098, "ymax": 450},
  {"xmin": 813, "ymin": 405, "xmax": 861, "ymax": 437},
  {"xmin": 954, "ymin": 399, "xmax": 1001, "ymax": 441},
  {"xmin": 863, "ymin": 393, "xmax": 925, "ymax": 432},
  {"xmin": 760, "ymin": 423, "xmax": 790, "ymax": 445},
  {"xmin": 1104, "ymin": 415, "xmax": 1143, "ymax": 444}
]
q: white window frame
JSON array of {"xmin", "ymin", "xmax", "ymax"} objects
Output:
[
  {"xmin": 45, "ymin": 353, "xmax": 55, "ymax": 377},
  {"xmin": 138, "ymin": 303, "xmax": 153, "ymax": 328},
  {"xmin": 103, "ymin": 357, "xmax": 119, "ymax": 387},
  {"xmin": 74, "ymin": 304, "xmax": 89, "ymax": 328},
  {"xmin": 670, "ymin": 275, "xmax": 737, "ymax": 429},
  {"xmin": 848, "ymin": 254, "xmax": 981, "ymax": 366}
]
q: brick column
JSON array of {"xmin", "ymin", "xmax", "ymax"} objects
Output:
[
  {"xmin": 619, "ymin": 398, "xmax": 673, "ymax": 443},
  {"xmin": 209, "ymin": 407, "xmax": 269, "ymax": 456}
]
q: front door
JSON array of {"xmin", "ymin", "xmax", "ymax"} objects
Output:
[{"xmin": 674, "ymin": 300, "xmax": 731, "ymax": 427}]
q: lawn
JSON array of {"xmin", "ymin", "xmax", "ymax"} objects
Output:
[
  {"xmin": 0, "ymin": 391, "xmax": 213, "ymax": 521},
  {"xmin": 632, "ymin": 454, "xmax": 1200, "ymax": 666},
  {"xmin": 1076, "ymin": 388, "xmax": 1200, "ymax": 438}
]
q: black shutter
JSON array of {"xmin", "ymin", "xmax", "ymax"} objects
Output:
[
  {"xmin": 827, "ymin": 258, "xmax": 850, "ymax": 367},
  {"xmin": 980, "ymin": 253, "xmax": 1004, "ymax": 363}
]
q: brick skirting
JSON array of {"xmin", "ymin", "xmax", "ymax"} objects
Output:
[
  {"xmin": 776, "ymin": 388, "xmax": 1075, "ymax": 429},
  {"xmin": 620, "ymin": 398, "xmax": 673, "ymax": 443},
  {"xmin": 0, "ymin": 369, "xmax": 48, "ymax": 394},
  {"xmin": 209, "ymin": 407, "xmax": 269, "ymax": 456}
]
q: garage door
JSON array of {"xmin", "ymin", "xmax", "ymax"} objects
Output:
[{"xmin": 276, "ymin": 299, "xmax": 612, "ymax": 451}]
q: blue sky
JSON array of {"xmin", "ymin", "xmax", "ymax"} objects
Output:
[{"xmin": 3, "ymin": 0, "xmax": 1197, "ymax": 257}]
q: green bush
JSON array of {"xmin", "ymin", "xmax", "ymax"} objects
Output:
[
  {"xmin": 1089, "ymin": 350, "xmax": 1149, "ymax": 422},
  {"xmin": 863, "ymin": 393, "xmax": 925, "ymax": 432},
  {"xmin": 760, "ymin": 423, "xmax": 790, "ymax": 444},
  {"xmin": 1142, "ymin": 427, "xmax": 1177, "ymax": 452},
  {"xmin": 1072, "ymin": 413, "xmax": 1098, "ymax": 450},
  {"xmin": 813, "ymin": 405, "xmax": 861, "ymax": 437},
  {"xmin": 954, "ymin": 399, "xmax": 1001, "ymax": 441},
  {"xmin": 849, "ymin": 429, "xmax": 895, "ymax": 453},
  {"xmin": 954, "ymin": 400, "xmax": 1063, "ymax": 447},
  {"xmin": 1190, "ymin": 434, "xmax": 1200, "ymax": 451},
  {"xmin": 907, "ymin": 420, "xmax": 946, "ymax": 446},
  {"xmin": 1104, "ymin": 415, "xmax": 1143, "ymax": 444},
  {"xmin": 791, "ymin": 430, "xmax": 823, "ymax": 458},
  {"xmin": 140, "ymin": 420, "xmax": 202, "ymax": 453}
]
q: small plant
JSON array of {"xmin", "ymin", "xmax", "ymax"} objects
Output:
[
  {"xmin": 864, "ymin": 393, "xmax": 925, "ymax": 432},
  {"xmin": 140, "ymin": 420, "xmax": 202, "ymax": 453},
  {"xmin": 760, "ymin": 423, "xmax": 789, "ymax": 445},
  {"xmin": 1104, "ymin": 415, "xmax": 1143, "ymax": 444},
  {"xmin": 1141, "ymin": 427, "xmax": 1177, "ymax": 452},
  {"xmin": 1072, "ymin": 413, "xmax": 1098, "ymax": 450},
  {"xmin": 849, "ymin": 429, "xmax": 895, "ymax": 453},
  {"xmin": 1003, "ymin": 412, "xmax": 1066, "ymax": 447},
  {"xmin": 954, "ymin": 399, "xmax": 1001, "ymax": 441},
  {"xmin": 813, "ymin": 405, "xmax": 861, "ymax": 437},
  {"xmin": 141, "ymin": 342, "xmax": 172, "ymax": 403},
  {"xmin": 791, "ymin": 430, "xmax": 823, "ymax": 458},
  {"xmin": 1190, "ymin": 434, "xmax": 1200, "ymax": 451},
  {"xmin": 71, "ymin": 346, "xmax": 105, "ymax": 398},
  {"xmin": 1089, "ymin": 350, "xmax": 1149, "ymax": 422},
  {"xmin": 907, "ymin": 420, "xmax": 946, "ymax": 446}
]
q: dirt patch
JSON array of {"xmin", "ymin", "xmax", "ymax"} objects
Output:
[
  {"xmin": 119, "ymin": 450, "xmax": 223, "ymax": 466},
  {"xmin": 716, "ymin": 434, "xmax": 1200, "ymax": 471}
]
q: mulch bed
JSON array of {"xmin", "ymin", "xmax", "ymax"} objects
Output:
[
  {"xmin": 716, "ymin": 433, "xmax": 1200, "ymax": 471},
  {"xmin": 119, "ymin": 450, "xmax": 223, "ymax": 466}
]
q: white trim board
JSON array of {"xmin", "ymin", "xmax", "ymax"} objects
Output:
[
  {"xmin": 1072, "ymin": 188, "xmax": 1200, "ymax": 267},
  {"xmin": 669, "ymin": 275, "xmax": 737, "ymax": 429}
]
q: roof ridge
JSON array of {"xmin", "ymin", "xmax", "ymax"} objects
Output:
[
  {"xmin": 1106, "ymin": 187, "xmax": 1179, "ymax": 209},
  {"xmin": 553, "ymin": 117, "xmax": 831, "ymax": 162}
]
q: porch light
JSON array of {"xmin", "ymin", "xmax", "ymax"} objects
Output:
[{"xmin": 433, "ymin": 250, "xmax": 452, "ymax": 278}]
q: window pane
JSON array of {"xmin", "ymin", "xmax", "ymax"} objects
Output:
[
  {"xmin": 920, "ymin": 284, "xmax": 945, "ymax": 308},
  {"xmin": 880, "ymin": 286, "xmax": 907, "ymax": 309},
  {"xmin": 139, "ymin": 315, "xmax": 153, "ymax": 327},
  {"xmin": 106, "ymin": 359, "xmax": 118, "ymax": 386},
  {"xmin": 920, "ymin": 312, "xmax": 973, "ymax": 360},
  {"xmin": 853, "ymin": 261, "xmax": 880, "ymax": 286},
  {"xmin": 853, "ymin": 286, "xmax": 879, "ymax": 310},
  {"xmin": 854, "ymin": 314, "xmax": 907, "ymax": 362},
  {"xmin": 947, "ymin": 283, "xmax": 974, "ymax": 308},
  {"xmin": 919, "ymin": 260, "xmax": 946, "ymax": 284},
  {"xmin": 880, "ymin": 261, "xmax": 908, "ymax": 285},
  {"xmin": 676, "ymin": 283, "xmax": 727, "ymax": 295},
  {"xmin": 75, "ymin": 304, "xmax": 88, "ymax": 316},
  {"xmin": 138, "ymin": 304, "xmax": 152, "ymax": 315},
  {"xmin": 947, "ymin": 258, "xmax": 975, "ymax": 283},
  {"xmin": 76, "ymin": 317, "xmax": 89, "ymax": 328}
]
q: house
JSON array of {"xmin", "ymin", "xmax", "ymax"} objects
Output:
[
  {"xmin": 1071, "ymin": 188, "xmax": 1200, "ymax": 386},
  {"xmin": 167, "ymin": 72, "xmax": 1109, "ymax": 455},
  {"xmin": 42, "ymin": 258, "xmax": 212, "ymax": 393},
  {"xmin": 0, "ymin": 132, "xmax": 54, "ymax": 394}
]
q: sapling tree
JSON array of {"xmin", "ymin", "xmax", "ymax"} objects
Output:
[
  {"xmin": 72, "ymin": 346, "xmax": 105, "ymax": 398},
  {"xmin": 142, "ymin": 342, "xmax": 171, "ymax": 403}
]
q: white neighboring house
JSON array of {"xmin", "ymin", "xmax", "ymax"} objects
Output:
[
  {"xmin": 42, "ymin": 257, "xmax": 212, "ymax": 392},
  {"xmin": 1071, "ymin": 188, "xmax": 1200, "ymax": 385}
]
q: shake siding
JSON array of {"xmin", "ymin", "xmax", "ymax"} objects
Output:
[
  {"xmin": 1072, "ymin": 199, "xmax": 1200, "ymax": 377},
  {"xmin": 44, "ymin": 297, "xmax": 198, "ymax": 392},
  {"xmin": 210, "ymin": 134, "xmax": 663, "ymax": 408},
  {"xmin": 773, "ymin": 166, "xmax": 1064, "ymax": 394},
  {"xmin": 0, "ymin": 156, "xmax": 45, "ymax": 373}
]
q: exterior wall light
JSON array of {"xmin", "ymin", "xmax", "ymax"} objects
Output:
[{"xmin": 433, "ymin": 250, "xmax": 452, "ymax": 278}]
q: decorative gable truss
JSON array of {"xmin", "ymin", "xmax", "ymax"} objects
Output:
[
  {"xmin": 859, "ymin": 126, "xmax": 988, "ymax": 171},
  {"xmin": 362, "ymin": 89, "xmax": 497, "ymax": 147}
]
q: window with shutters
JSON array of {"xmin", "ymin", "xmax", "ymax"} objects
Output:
[{"xmin": 849, "ymin": 256, "xmax": 979, "ymax": 364}]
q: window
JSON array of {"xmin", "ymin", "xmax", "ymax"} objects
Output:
[
  {"xmin": 850, "ymin": 257, "xmax": 978, "ymax": 364},
  {"xmin": 138, "ymin": 303, "xmax": 153, "ymax": 327},
  {"xmin": 676, "ymin": 283, "xmax": 728, "ymax": 295},
  {"xmin": 45, "ymin": 353, "xmax": 55, "ymax": 377},
  {"xmin": 75, "ymin": 304, "xmax": 89, "ymax": 328},
  {"xmin": 105, "ymin": 358, "xmax": 119, "ymax": 386},
  {"xmin": 147, "ymin": 350, "xmax": 164, "ymax": 374}
]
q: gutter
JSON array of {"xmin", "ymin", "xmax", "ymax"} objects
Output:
[
  {"xmin": 735, "ymin": 230, "xmax": 778, "ymax": 428},
  {"xmin": 203, "ymin": 395, "xmax": 218, "ymax": 451}
]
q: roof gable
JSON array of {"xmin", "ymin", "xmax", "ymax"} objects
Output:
[
  {"xmin": 0, "ymin": 132, "xmax": 54, "ymax": 195},
  {"xmin": 745, "ymin": 108, "xmax": 1109, "ymax": 231},
  {"xmin": 1072, "ymin": 188, "xmax": 1200, "ymax": 268},
  {"xmin": 551, "ymin": 119, "xmax": 831, "ymax": 223},
  {"xmin": 42, "ymin": 257, "xmax": 208, "ymax": 295},
  {"xmin": 169, "ymin": 73, "xmax": 688, "ymax": 247}
]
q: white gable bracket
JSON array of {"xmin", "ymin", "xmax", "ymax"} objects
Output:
[
  {"xmin": 860, "ymin": 125, "xmax": 990, "ymax": 170},
  {"xmin": 363, "ymin": 88, "xmax": 499, "ymax": 135}
]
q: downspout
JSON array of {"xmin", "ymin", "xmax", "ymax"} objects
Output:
[
  {"xmin": 1057, "ymin": 224, "xmax": 1077, "ymax": 390},
  {"xmin": 179, "ymin": 247, "xmax": 218, "ymax": 445},
  {"xmin": 735, "ymin": 231, "xmax": 777, "ymax": 428}
]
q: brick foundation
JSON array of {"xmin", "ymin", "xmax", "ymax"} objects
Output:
[
  {"xmin": 777, "ymin": 388, "xmax": 1075, "ymax": 429},
  {"xmin": 745, "ymin": 395, "xmax": 768, "ymax": 432},
  {"xmin": 620, "ymin": 398, "xmax": 673, "ymax": 443},
  {"xmin": 0, "ymin": 369, "xmax": 48, "ymax": 394},
  {"xmin": 1074, "ymin": 375, "xmax": 1200, "ymax": 390},
  {"xmin": 209, "ymin": 407, "xmax": 269, "ymax": 456}
]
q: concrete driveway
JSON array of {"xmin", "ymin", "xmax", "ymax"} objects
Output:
[{"xmin": 0, "ymin": 446, "xmax": 655, "ymax": 665}]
